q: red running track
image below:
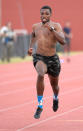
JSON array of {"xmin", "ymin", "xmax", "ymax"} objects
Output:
[{"xmin": 0, "ymin": 54, "xmax": 83, "ymax": 131}]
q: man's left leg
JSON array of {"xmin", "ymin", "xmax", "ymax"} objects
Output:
[
  {"xmin": 48, "ymin": 75, "xmax": 59, "ymax": 112},
  {"xmin": 34, "ymin": 60, "xmax": 47, "ymax": 119}
]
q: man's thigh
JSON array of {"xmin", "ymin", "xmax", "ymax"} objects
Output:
[{"xmin": 35, "ymin": 60, "xmax": 47, "ymax": 76}]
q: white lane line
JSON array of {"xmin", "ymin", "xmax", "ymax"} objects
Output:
[
  {"xmin": 0, "ymin": 74, "xmax": 83, "ymax": 86},
  {"xmin": 17, "ymin": 105, "xmax": 83, "ymax": 131},
  {"xmin": 0, "ymin": 72, "xmax": 29, "ymax": 79},
  {"xmin": 0, "ymin": 60, "xmax": 82, "ymax": 78},
  {"xmin": 0, "ymin": 77, "xmax": 33, "ymax": 86},
  {"xmin": 0, "ymin": 74, "xmax": 83, "ymax": 96},
  {"xmin": 0, "ymin": 86, "xmax": 83, "ymax": 113},
  {"xmin": 0, "ymin": 75, "xmax": 82, "ymax": 97},
  {"xmin": 0, "ymin": 100, "xmax": 37, "ymax": 113},
  {"xmin": 0, "ymin": 73, "xmax": 82, "ymax": 96},
  {"xmin": 0, "ymin": 86, "xmax": 35, "ymax": 96},
  {"xmin": 0, "ymin": 67, "xmax": 82, "ymax": 80},
  {"xmin": 60, "ymin": 75, "xmax": 83, "ymax": 83},
  {"xmin": 0, "ymin": 65, "xmax": 82, "ymax": 77}
]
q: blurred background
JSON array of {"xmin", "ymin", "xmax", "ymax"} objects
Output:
[
  {"xmin": 0, "ymin": 1, "xmax": 83, "ymax": 130},
  {"xmin": 0, "ymin": 0, "xmax": 83, "ymax": 63}
]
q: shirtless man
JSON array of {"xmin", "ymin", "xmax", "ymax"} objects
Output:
[{"xmin": 28, "ymin": 5, "xmax": 66, "ymax": 119}]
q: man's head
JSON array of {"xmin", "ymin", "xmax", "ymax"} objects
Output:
[
  {"xmin": 6, "ymin": 22, "xmax": 12, "ymax": 29},
  {"xmin": 65, "ymin": 21, "xmax": 71, "ymax": 27},
  {"xmin": 40, "ymin": 6, "xmax": 52, "ymax": 24}
]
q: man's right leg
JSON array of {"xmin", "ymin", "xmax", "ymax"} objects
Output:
[
  {"xmin": 48, "ymin": 75, "xmax": 59, "ymax": 112},
  {"xmin": 34, "ymin": 60, "xmax": 47, "ymax": 119}
]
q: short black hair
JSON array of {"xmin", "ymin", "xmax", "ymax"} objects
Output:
[{"xmin": 40, "ymin": 5, "xmax": 52, "ymax": 13}]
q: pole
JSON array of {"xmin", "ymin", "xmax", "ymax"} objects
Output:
[{"xmin": 0, "ymin": 0, "xmax": 2, "ymax": 27}]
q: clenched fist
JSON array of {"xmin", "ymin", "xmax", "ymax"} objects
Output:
[{"xmin": 28, "ymin": 48, "xmax": 33, "ymax": 56}]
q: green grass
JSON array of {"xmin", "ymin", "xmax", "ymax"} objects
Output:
[
  {"xmin": 0, "ymin": 51, "xmax": 83, "ymax": 65},
  {"xmin": 58, "ymin": 51, "xmax": 83, "ymax": 56},
  {"xmin": 0, "ymin": 56, "xmax": 32, "ymax": 64}
]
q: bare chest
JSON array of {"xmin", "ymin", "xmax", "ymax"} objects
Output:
[{"xmin": 35, "ymin": 27, "xmax": 54, "ymax": 39}]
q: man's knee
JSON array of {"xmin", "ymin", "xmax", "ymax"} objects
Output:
[
  {"xmin": 38, "ymin": 74, "xmax": 44, "ymax": 80},
  {"xmin": 36, "ymin": 61, "xmax": 47, "ymax": 76},
  {"xmin": 36, "ymin": 68, "xmax": 45, "ymax": 76}
]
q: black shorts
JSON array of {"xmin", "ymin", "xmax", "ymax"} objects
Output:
[
  {"xmin": 65, "ymin": 37, "xmax": 71, "ymax": 45},
  {"xmin": 32, "ymin": 54, "xmax": 61, "ymax": 77}
]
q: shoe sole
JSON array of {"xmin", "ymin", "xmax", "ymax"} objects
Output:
[{"xmin": 34, "ymin": 110, "xmax": 43, "ymax": 119}]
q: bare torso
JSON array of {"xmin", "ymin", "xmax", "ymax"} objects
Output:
[{"xmin": 33, "ymin": 21, "xmax": 59, "ymax": 56}]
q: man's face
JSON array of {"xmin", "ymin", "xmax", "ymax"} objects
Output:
[
  {"xmin": 66, "ymin": 22, "xmax": 70, "ymax": 27},
  {"xmin": 7, "ymin": 22, "xmax": 12, "ymax": 29},
  {"xmin": 40, "ymin": 9, "xmax": 51, "ymax": 24}
]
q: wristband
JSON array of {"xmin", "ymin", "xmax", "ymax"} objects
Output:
[{"xmin": 50, "ymin": 26, "xmax": 55, "ymax": 31}]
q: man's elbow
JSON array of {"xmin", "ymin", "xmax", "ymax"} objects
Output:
[
  {"xmin": 59, "ymin": 39, "xmax": 66, "ymax": 45},
  {"xmin": 63, "ymin": 39, "xmax": 67, "ymax": 45}
]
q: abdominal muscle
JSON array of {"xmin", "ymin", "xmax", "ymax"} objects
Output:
[{"xmin": 36, "ymin": 40, "xmax": 56, "ymax": 56}]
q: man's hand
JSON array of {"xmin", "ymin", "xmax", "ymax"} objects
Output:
[
  {"xmin": 28, "ymin": 48, "xmax": 33, "ymax": 56},
  {"xmin": 44, "ymin": 24, "xmax": 55, "ymax": 31}
]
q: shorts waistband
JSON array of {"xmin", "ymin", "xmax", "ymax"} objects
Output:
[{"xmin": 33, "ymin": 53, "xmax": 58, "ymax": 58}]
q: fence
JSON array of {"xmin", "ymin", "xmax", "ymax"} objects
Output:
[{"xmin": 0, "ymin": 34, "xmax": 31, "ymax": 59}]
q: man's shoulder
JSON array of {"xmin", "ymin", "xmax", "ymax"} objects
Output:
[
  {"xmin": 54, "ymin": 22, "xmax": 61, "ymax": 27},
  {"xmin": 51, "ymin": 21, "xmax": 61, "ymax": 28},
  {"xmin": 32, "ymin": 22, "xmax": 41, "ymax": 28},
  {"xmin": 53, "ymin": 22, "xmax": 62, "ymax": 31}
]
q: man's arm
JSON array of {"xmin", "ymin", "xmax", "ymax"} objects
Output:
[
  {"xmin": 29, "ymin": 32, "xmax": 36, "ymax": 48},
  {"xmin": 28, "ymin": 25, "xmax": 36, "ymax": 55},
  {"xmin": 45, "ymin": 23, "xmax": 66, "ymax": 45},
  {"xmin": 52, "ymin": 23, "xmax": 66, "ymax": 45}
]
